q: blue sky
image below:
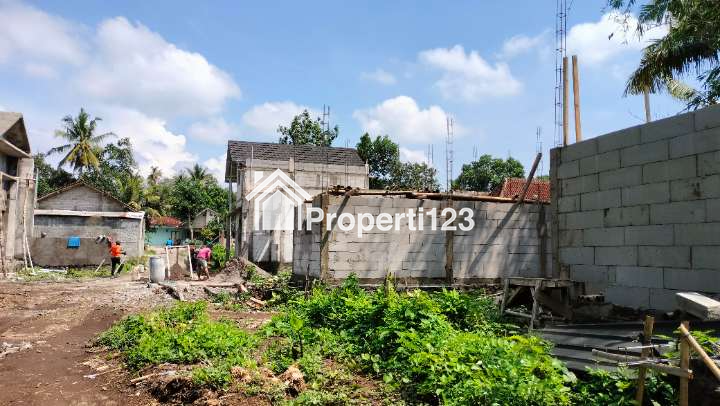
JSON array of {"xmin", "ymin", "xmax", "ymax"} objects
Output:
[{"xmin": 0, "ymin": 0, "xmax": 685, "ymax": 185}]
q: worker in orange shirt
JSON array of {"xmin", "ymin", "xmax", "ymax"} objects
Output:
[{"xmin": 110, "ymin": 241, "xmax": 124, "ymax": 276}]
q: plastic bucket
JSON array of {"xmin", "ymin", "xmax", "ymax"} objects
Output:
[{"xmin": 149, "ymin": 256, "xmax": 166, "ymax": 283}]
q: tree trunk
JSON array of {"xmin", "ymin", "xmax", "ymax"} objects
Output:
[{"xmin": 188, "ymin": 215, "xmax": 194, "ymax": 241}]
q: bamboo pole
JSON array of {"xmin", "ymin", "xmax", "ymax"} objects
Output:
[
  {"xmin": 679, "ymin": 321, "xmax": 690, "ymax": 406},
  {"xmin": 592, "ymin": 350, "xmax": 692, "ymax": 378},
  {"xmin": 679, "ymin": 323, "xmax": 720, "ymax": 381},
  {"xmin": 563, "ymin": 56, "xmax": 569, "ymax": 146},
  {"xmin": 517, "ymin": 153, "xmax": 542, "ymax": 203},
  {"xmin": 644, "ymin": 89, "xmax": 652, "ymax": 123},
  {"xmin": 572, "ymin": 55, "xmax": 582, "ymax": 142},
  {"xmin": 635, "ymin": 315, "xmax": 655, "ymax": 405}
]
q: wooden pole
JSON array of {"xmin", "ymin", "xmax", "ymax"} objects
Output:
[
  {"xmin": 635, "ymin": 315, "xmax": 655, "ymax": 405},
  {"xmin": 517, "ymin": 153, "xmax": 542, "ymax": 203},
  {"xmin": 572, "ymin": 55, "xmax": 582, "ymax": 142},
  {"xmin": 679, "ymin": 320, "xmax": 690, "ymax": 406},
  {"xmin": 679, "ymin": 323, "xmax": 720, "ymax": 381},
  {"xmin": 644, "ymin": 89, "xmax": 652, "ymax": 123},
  {"xmin": 563, "ymin": 56, "xmax": 569, "ymax": 146}
]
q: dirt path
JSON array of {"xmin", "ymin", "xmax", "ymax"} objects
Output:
[{"xmin": 0, "ymin": 275, "xmax": 174, "ymax": 405}]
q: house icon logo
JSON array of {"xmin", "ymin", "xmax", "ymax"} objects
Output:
[{"xmin": 245, "ymin": 169, "xmax": 312, "ymax": 231}]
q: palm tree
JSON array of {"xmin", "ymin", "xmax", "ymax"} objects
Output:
[
  {"xmin": 609, "ymin": 0, "xmax": 720, "ymax": 108},
  {"xmin": 147, "ymin": 166, "xmax": 162, "ymax": 186},
  {"xmin": 186, "ymin": 164, "xmax": 211, "ymax": 182},
  {"xmin": 47, "ymin": 109, "xmax": 114, "ymax": 175}
]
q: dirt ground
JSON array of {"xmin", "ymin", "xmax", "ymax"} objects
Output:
[{"xmin": 0, "ymin": 274, "xmax": 176, "ymax": 405}]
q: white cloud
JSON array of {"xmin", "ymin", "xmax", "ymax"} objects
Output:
[
  {"xmin": 0, "ymin": 1, "xmax": 85, "ymax": 67},
  {"xmin": 22, "ymin": 62, "xmax": 57, "ymax": 78},
  {"xmin": 353, "ymin": 96, "xmax": 457, "ymax": 144},
  {"xmin": 400, "ymin": 147, "xmax": 430, "ymax": 165},
  {"xmin": 242, "ymin": 101, "xmax": 318, "ymax": 136},
  {"xmin": 567, "ymin": 12, "xmax": 667, "ymax": 65},
  {"xmin": 498, "ymin": 32, "xmax": 548, "ymax": 59},
  {"xmin": 79, "ymin": 17, "xmax": 240, "ymax": 117},
  {"xmin": 419, "ymin": 45, "xmax": 522, "ymax": 101},
  {"xmin": 204, "ymin": 153, "xmax": 227, "ymax": 182},
  {"xmin": 360, "ymin": 68, "xmax": 397, "ymax": 85},
  {"xmin": 188, "ymin": 117, "xmax": 234, "ymax": 145},
  {"xmin": 98, "ymin": 106, "xmax": 196, "ymax": 177}
]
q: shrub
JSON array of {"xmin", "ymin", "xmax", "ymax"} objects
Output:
[{"xmin": 210, "ymin": 244, "xmax": 226, "ymax": 270}]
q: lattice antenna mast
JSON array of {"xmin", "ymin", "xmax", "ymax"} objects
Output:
[
  {"xmin": 554, "ymin": 0, "xmax": 568, "ymax": 147},
  {"xmin": 445, "ymin": 116, "xmax": 454, "ymax": 192},
  {"xmin": 536, "ymin": 126, "xmax": 544, "ymax": 176}
]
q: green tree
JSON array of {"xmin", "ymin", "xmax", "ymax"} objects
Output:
[
  {"xmin": 608, "ymin": 0, "xmax": 720, "ymax": 108},
  {"xmin": 147, "ymin": 166, "xmax": 162, "ymax": 186},
  {"xmin": 278, "ymin": 109, "xmax": 338, "ymax": 146},
  {"xmin": 47, "ymin": 108, "xmax": 114, "ymax": 175},
  {"xmin": 169, "ymin": 175, "xmax": 228, "ymax": 241},
  {"xmin": 356, "ymin": 133, "xmax": 399, "ymax": 189},
  {"xmin": 185, "ymin": 163, "xmax": 212, "ymax": 182},
  {"xmin": 81, "ymin": 137, "xmax": 139, "ymax": 204},
  {"xmin": 453, "ymin": 155, "xmax": 525, "ymax": 192},
  {"xmin": 34, "ymin": 154, "xmax": 75, "ymax": 198},
  {"xmin": 388, "ymin": 162, "xmax": 439, "ymax": 192}
]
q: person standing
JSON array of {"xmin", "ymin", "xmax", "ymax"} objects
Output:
[
  {"xmin": 196, "ymin": 244, "xmax": 212, "ymax": 280},
  {"xmin": 110, "ymin": 241, "xmax": 124, "ymax": 276}
]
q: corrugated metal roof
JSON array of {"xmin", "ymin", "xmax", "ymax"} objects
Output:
[{"xmin": 225, "ymin": 141, "xmax": 365, "ymax": 182}]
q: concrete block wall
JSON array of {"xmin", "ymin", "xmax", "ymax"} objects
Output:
[
  {"xmin": 293, "ymin": 195, "xmax": 551, "ymax": 284},
  {"xmin": 33, "ymin": 215, "xmax": 144, "ymax": 258},
  {"xmin": 552, "ymin": 104, "xmax": 720, "ymax": 310}
]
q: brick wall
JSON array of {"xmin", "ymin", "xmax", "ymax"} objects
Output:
[
  {"xmin": 552, "ymin": 104, "xmax": 720, "ymax": 310},
  {"xmin": 293, "ymin": 195, "xmax": 551, "ymax": 284}
]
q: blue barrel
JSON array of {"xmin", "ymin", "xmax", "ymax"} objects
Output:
[{"xmin": 149, "ymin": 256, "xmax": 165, "ymax": 283}]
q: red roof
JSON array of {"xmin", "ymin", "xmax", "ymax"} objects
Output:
[
  {"xmin": 494, "ymin": 178, "xmax": 550, "ymax": 203},
  {"xmin": 149, "ymin": 216, "xmax": 183, "ymax": 227}
]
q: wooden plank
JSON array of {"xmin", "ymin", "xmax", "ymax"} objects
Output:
[
  {"xmin": 444, "ymin": 198, "xmax": 454, "ymax": 285},
  {"xmin": 562, "ymin": 56, "xmax": 569, "ymax": 146},
  {"xmin": 517, "ymin": 152, "xmax": 542, "ymax": 203},
  {"xmin": 529, "ymin": 279, "xmax": 542, "ymax": 331},
  {"xmin": 676, "ymin": 292, "xmax": 720, "ymax": 320},
  {"xmin": 499, "ymin": 278, "xmax": 510, "ymax": 315},
  {"xmin": 635, "ymin": 315, "xmax": 655, "ymax": 405},
  {"xmin": 320, "ymin": 193, "xmax": 330, "ymax": 281},
  {"xmin": 572, "ymin": 55, "xmax": 582, "ymax": 142}
]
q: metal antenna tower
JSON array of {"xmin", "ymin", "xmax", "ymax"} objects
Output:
[
  {"xmin": 445, "ymin": 117, "xmax": 454, "ymax": 192},
  {"xmin": 536, "ymin": 126, "xmax": 544, "ymax": 176},
  {"xmin": 554, "ymin": 0, "xmax": 568, "ymax": 147},
  {"xmin": 472, "ymin": 146, "xmax": 478, "ymax": 160},
  {"xmin": 321, "ymin": 105, "xmax": 331, "ymax": 132}
]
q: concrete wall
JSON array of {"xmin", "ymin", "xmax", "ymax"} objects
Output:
[
  {"xmin": 234, "ymin": 158, "xmax": 369, "ymax": 266},
  {"xmin": 551, "ymin": 104, "xmax": 720, "ymax": 310},
  {"xmin": 30, "ymin": 237, "xmax": 107, "ymax": 267},
  {"xmin": 293, "ymin": 195, "xmax": 551, "ymax": 284},
  {"xmin": 34, "ymin": 215, "xmax": 144, "ymax": 258}
]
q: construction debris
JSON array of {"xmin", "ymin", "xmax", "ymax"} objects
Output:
[{"xmin": 676, "ymin": 292, "xmax": 720, "ymax": 320}]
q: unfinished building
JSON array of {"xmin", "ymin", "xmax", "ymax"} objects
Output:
[
  {"xmin": 32, "ymin": 181, "xmax": 145, "ymax": 266},
  {"xmin": 0, "ymin": 112, "xmax": 35, "ymax": 275},
  {"xmin": 225, "ymin": 141, "xmax": 368, "ymax": 268}
]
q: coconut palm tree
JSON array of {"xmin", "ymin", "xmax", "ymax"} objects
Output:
[
  {"xmin": 186, "ymin": 164, "xmax": 211, "ymax": 182},
  {"xmin": 609, "ymin": 0, "xmax": 720, "ymax": 108},
  {"xmin": 47, "ymin": 109, "xmax": 114, "ymax": 175},
  {"xmin": 147, "ymin": 166, "xmax": 162, "ymax": 186}
]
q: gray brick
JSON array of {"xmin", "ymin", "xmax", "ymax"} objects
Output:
[
  {"xmin": 650, "ymin": 201, "xmax": 706, "ymax": 224},
  {"xmin": 596, "ymin": 246, "xmax": 638, "ymax": 266},
  {"xmin": 599, "ymin": 166, "xmax": 643, "ymax": 190},
  {"xmin": 562, "ymin": 210, "xmax": 604, "ymax": 229},
  {"xmin": 622, "ymin": 182, "xmax": 670, "ymax": 206},
  {"xmin": 597, "ymin": 125, "xmax": 641, "ymax": 153},
  {"xmin": 615, "ymin": 266, "xmax": 664, "ymax": 288},
  {"xmin": 557, "ymin": 161, "xmax": 580, "ymax": 179},
  {"xmin": 561, "ymin": 174, "xmax": 599, "ymax": 196},
  {"xmin": 625, "ymin": 225, "xmax": 674, "ymax": 246},
  {"xmin": 621, "ymin": 140, "xmax": 668, "ymax": 167},
  {"xmin": 649, "ymin": 288, "xmax": 679, "ymax": 310},
  {"xmin": 664, "ymin": 269, "xmax": 720, "ymax": 293},
  {"xmin": 560, "ymin": 247, "xmax": 594, "ymax": 265},
  {"xmin": 559, "ymin": 229, "xmax": 583, "ymax": 247},
  {"xmin": 639, "ymin": 246, "xmax": 691, "ymax": 268},
  {"xmin": 670, "ymin": 175, "xmax": 720, "ymax": 201},
  {"xmin": 561, "ymin": 138, "xmax": 598, "ymax": 163},
  {"xmin": 603, "ymin": 206, "xmax": 650, "ymax": 227},
  {"xmin": 570, "ymin": 264, "xmax": 611, "ymax": 283},
  {"xmin": 675, "ymin": 223, "xmax": 720, "ymax": 245},
  {"xmin": 693, "ymin": 246, "xmax": 720, "ymax": 270},
  {"xmin": 579, "ymin": 150, "xmax": 620, "ymax": 175},
  {"xmin": 642, "ymin": 155, "xmax": 696, "ymax": 183},
  {"xmin": 558, "ymin": 195, "xmax": 580, "ymax": 213},
  {"xmin": 584, "ymin": 227, "xmax": 625, "ymax": 246},
  {"xmin": 708, "ymin": 199, "xmax": 720, "ymax": 222},
  {"xmin": 670, "ymin": 127, "xmax": 720, "ymax": 158},
  {"xmin": 640, "ymin": 112, "xmax": 694, "ymax": 143},
  {"xmin": 581, "ymin": 189, "xmax": 622, "ymax": 211},
  {"xmin": 605, "ymin": 286, "xmax": 649, "ymax": 309},
  {"xmin": 699, "ymin": 151, "xmax": 720, "ymax": 176},
  {"xmin": 694, "ymin": 103, "xmax": 720, "ymax": 131}
]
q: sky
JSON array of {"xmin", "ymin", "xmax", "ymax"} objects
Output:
[{"xmin": 0, "ymin": 0, "xmax": 686, "ymax": 186}]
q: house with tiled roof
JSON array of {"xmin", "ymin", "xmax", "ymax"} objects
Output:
[
  {"xmin": 225, "ymin": 141, "xmax": 368, "ymax": 267},
  {"xmin": 493, "ymin": 177, "xmax": 551, "ymax": 203},
  {"xmin": 146, "ymin": 215, "xmax": 186, "ymax": 246}
]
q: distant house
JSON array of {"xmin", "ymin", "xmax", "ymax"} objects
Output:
[
  {"xmin": 32, "ymin": 181, "xmax": 145, "ymax": 266},
  {"xmin": 0, "ymin": 112, "xmax": 35, "ymax": 275},
  {"xmin": 493, "ymin": 177, "xmax": 551, "ymax": 203},
  {"xmin": 225, "ymin": 141, "xmax": 368, "ymax": 267},
  {"xmin": 190, "ymin": 208, "xmax": 217, "ymax": 233},
  {"xmin": 146, "ymin": 216, "xmax": 186, "ymax": 246}
]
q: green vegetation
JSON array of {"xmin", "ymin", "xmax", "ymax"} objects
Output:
[
  {"xmin": 278, "ymin": 109, "xmax": 339, "ymax": 146},
  {"xmin": 453, "ymin": 154, "xmax": 525, "ymax": 192}
]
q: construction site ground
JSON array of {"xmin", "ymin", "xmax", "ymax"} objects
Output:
[{"xmin": 0, "ymin": 273, "xmax": 274, "ymax": 405}]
